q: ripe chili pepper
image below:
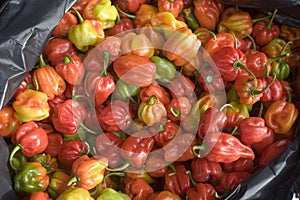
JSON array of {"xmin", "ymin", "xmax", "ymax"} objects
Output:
[
  {"xmin": 224, "ymin": 101, "xmax": 249, "ymax": 129},
  {"xmin": 117, "ymin": 0, "xmax": 146, "ymax": 13},
  {"xmin": 97, "ymin": 100, "xmax": 133, "ymax": 132},
  {"xmin": 222, "ymin": 158, "xmax": 254, "ymax": 173},
  {"xmin": 182, "ymin": 51, "xmax": 203, "ymax": 77},
  {"xmin": 186, "ymin": 182, "xmax": 217, "ymax": 200},
  {"xmin": 9, "ymin": 121, "xmax": 48, "ymax": 170},
  {"xmin": 10, "ymin": 152, "xmax": 27, "ymax": 171},
  {"xmin": 12, "ymin": 89, "xmax": 50, "ymax": 122},
  {"xmin": 264, "ymin": 99, "xmax": 299, "ymax": 134},
  {"xmin": 150, "ymin": 56, "xmax": 176, "ymax": 84},
  {"xmin": 140, "ymin": 82, "xmax": 171, "ymax": 105},
  {"xmin": 83, "ymin": 0, "xmax": 118, "ymax": 29},
  {"xmin": 151, "ymin": 121, "xmax": 181, "ymax": 147},
  {"xmin": 218, "ymin": 7, "xmax": 253, "ymax": 38},
  {"xmin": 215, "ymin": 171, "xmax": 251, "ymax": 196},
  {"xmin": 25, "ymin": 191, "xmax": 52, "ymax": 200},
  {"xmin": 52, "ymin": 11, "xmax": 78, "ymax": 38},
  {"xmin": 33, "ymin": 55, "xmax": 66, "ymax": 100},
  {"xmin": 51, "ymin": 99, "xmax": 87, "ymax": 135},
  {"xmin": 56, "ymin": 187, "xmax": 93, "ymax": 200},
  {"xmin": 239, "ymin": 117, "xmax": 268, "ymax": 145},
  {"xmin": 106, "ymin": 17, "xmax": 134, "ymax": 36},
  {"xmin": 166, "ymin": 96, "xmax": 191, "ymax": 122},
  {"xmin": 12, "ymin": 72, "xmax": 33, "ymax": 100},
  {"xmin": 43, "ymin": 38, "xmax": 77, "ymax": 66},
  {"xmin": 0, "ymin": 106, "xmax": 22, "ymax": 138},
  {"xmin": 138, "ymin": 95, "xmax": 167, "ymax": 126},
  {"xmin": 259, "ymin": 139, "xmax": 292, "ymax": 167},
  {"xmin": 125, "ymin": 178, "xmax": 154, "ymax": 200},
  {"xmin": 167, "ymin": 74, "xmax": 195, "ymax": 101},
  {"xmin": 68, "ymin": 9, "xmax": 105, "ymax": 52},
  {"xmin": 193, "ymin": 0, "xmax": 220, "ymax": 31},
  {"xmin": 57, "ymin": 139, "xmax": 88, "ymax": 170},
  {"xmin": 47, "ymin": 171, "xmax": 71, "ymax": 199},
  {"xmin": 67, "ymin": 155, "xmax": 107, "ymax": 190},
  {"xmin": 113, "ymin": 80, "xmax": 140, "ymax": 102},
  {"xmin": 144, "ymin": 151, "xmax": 168, "ymax": 177},
  {"xmin": 191, "ymin": 157, "xmax": 222, "ymax": 183},
  {"xmin": 31, "ymin": 153, "xmax": 58, "ymax": 171},
  {"xmin": 95, "ymin": 132, "xmax": 123, "ymax": 168},
  {"xmin": 134, "ymin": 4, "xmax": 158, "ymax": 28},
  {"xmin": 148, "ymin": 191, "xmax": 181, "ymax": 200},
  {"xmin": 260, "ymin": 75, "xmax": 283, "ymax": 102},
  {"xmin": 193, "ymin": 132, "xmax": 255, "ymax": 163},
  {"xmin": 14, "ymin": 162, "xmax": 49, "ymax": 194},
  {"xmin": 137, "ymin": 24, "xmax": 166, "ymax": 50},
  {"xmin": 252, "ymin": 9, "xmax": 280, "ymax": 46},
  {"xmin": 162, "ymin": 27, "xmax": 201, "ymax": 66},
  {"xmin": 120, "ymin": 130, "xmax": 154, "ymax": 168},
  {"xmin": 55, "ymin": 54, "xmax": 85, "ymax": 85},
  {"xmin": 71, "ymin": 0, "xmax": 89, "ymax": 14},
  {"xmin": 251, "ymin": 127, "xmax": 274, "ymax": 156},
  {"xmin": 44, "ymin": 133, "xmax": 64, "ymax": 157},
  {"xmin": 164, "ymin": 165, "xmax": 191, "ymax": 196},
  {"xmin": 98, "ymin": 188, "xmax": 131, "ymax": 199},
  {"xmin": 113, "ymin": 54, "xmax": 156, "ymax": 87},
  {"xmin": 204, "ymin": 32, "xmax": 235, "ymax": 57},
  {"xmin": 163, "ymin": 133, "xmax": 196, "ymax": 162},
  {"xmin": 280, "ymin": 24, "xmax": 300, "ymax": 41},
  {"xmin": 158, "ymin": 0, "xmax": 184, "ymax": 17},
  {"xmin": 198, "ymin": 106, "xmax": 228, "ymax": 140},
  {"xmin": 197, "ymin": 64, "xmax": 225, "ymax": 93}
]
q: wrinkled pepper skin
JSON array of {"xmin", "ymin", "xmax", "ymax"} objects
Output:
[
  {"xmin": 260, "ymin": 76, "xmax": 283, "ymax": 102},
  {"xmin": 152, "ymin": 121, "xmax": 181, "ymax": 147},
  {"xmin": 271, "ymin": 61, "xmax": 290, "ymax": 81},
  {"xmin": 139, "ymin": 82, "xmax": 171, "ymax": 105},
  {"xmin": 224, "ymin": 101, "xmax": 249, "ymax": 129},
  {"xmin": 125, "ymin": 178, "xmax": 154, "ymax": 200},
  {"xmin": 25, "ymin": 191, "xmax": 52, "ymax": 200},
  {"xmin": 158, "ymin": 0, "xmax": 184, "ymax": 17},
  {"xmin": 222, "ymin": 158, "xmax": 254, "ymax": 173},
  {"xmin": 120, "ymin": 130, "xmax": 154, "ymax": 168},
  {"xmin": 97, "ymin": 188, "xmax": 131, "ymax": 200},
  {"xmin": 150, "ymin": 56, "xmax": 176, "ymax": 84},
  {"xmin": 44, "ymin": 133, "xmax": 64, "ymax": 157},
  {"xmin": 116, "ymin": 0, "xmax": 146, "ymax": 13},
  {"xmin": 52, "ymin": 11, "xmax": 78, "ymax": 38},
  {"xmin": 186, "ymin": 183, "xmax": 217, "ymax": 200},
  {"xmin": 14, "ymin": 162, "xmax": 49, "ymax": 194},
  {"xmin": 56, "ymin": 187, "xmax": 93, "ymax": 200},
  {"xmin": 252, "ymin": 19, "xmax": 280, "ymax": 46},
  {"xmin": 106, "ymin": 18, "xmax": 134, "ymax": 36},
  {"xmin": 191, "ymin": 157, "xmax": 222, "ymax": 183},
  {"xmin": 264, "ymin": 100, "xmax": 299, "ymax": 134},
  {"xmin": 148, "ymin": 191, "xmax": 181, "ymax": 200},
  {"xmin": 0, "ymin": 106, "xmax": 22, "ymax": 138},
  {"xmin": 47, "ymin": 171, "xmax": 71, "ymax": 199},
  {"xmin": 166, "ymin": 96, "xmax": 191, "ymax": 122},
  {"xmin": 251, "ymin": 127, "xmax": 275, "ymax": 156},
  {"xmin": 12, "ymin": 89, "xmax": 50, "ymax": 122}
]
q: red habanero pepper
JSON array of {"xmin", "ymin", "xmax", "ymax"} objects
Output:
[
  {"xmin": 204, "ymin": 32, "xmax": 235, "ymax": 57},
  {"xmin": 113, "ymin": 54, "xmax": 156, "ymax": 87},
  {"xmin": 52, "ymin": 11, "xmax": 78, "ymax": 38},
  {"xmin": 151, "ymin": 121, "xmax": 182, "ymax": 147},
  {"xmin": 260, "ymin": 75, "xmax": 283, "ymax": 102},
  {"xmin": 43, "ymin": 38, "xmax": 77, "ymax": 66},
  {"xmin": 186, "ymin": 182, "xmax": 217, "ymax": 200},
  {"xmin": 44, "ymin": 133, "xmax": 64, "ymax": 157},
  {"xmin": 144, "ymin": 151, "xmax": 168, "ymax": 178},
  {"xmin": 238, "ymin": 117, "xmax": 268, "ymax": 145},
  {"xmin": 116, "ymin": 0, "xmax": 146, "ymax": 13},
  {"xmin": 125, "ymin": 178, "xmax": 154, "ymax": 200},
  {"xmin": 12, "ymin": 72, "xmax": 33, "ymax": 100},
  {"xmin": 166, "ymin": 96, "xmax": 191, "ymax": 122},
  {"xmin": 163, "ymin": 133, "xmax": 196, "ymax": 162},
  {"xmin": 148, "ymin": 191, "xmax": 181, "ymax": 200},
  {"xmin": 139, "ymin": 82, "xmax": 171, "ymax": 105},
  {"xmin": 157, "ymin": 0, "xmax": 184, "ymax": 17},
  {"xmin": 106, "ymin": 17, "xmax": 134, "ymax": 36},
  {"xmin": 197, "ymin": 64, "xmax": 225, "ymax": 93},
  {"xmin": 97, "ymin": 100, "xmax": 133, "ymax": 132},
  {"xmin": 120, "ymin": 130, "xmax": 154, "ymax": 168},
  {"xmin": 26, "ymin": 191, "xmax": 52, "ymax": 200},
  {"xmin": 51, "ymin": 99, "xmax": 87, "ymax": 135},
  {"xmin": 252, "ymin": 9, "xmax": 280, "ymax": 46},
  {"xmin": 55, "ymin": 54, "xmax": 85, "ymax": 85},
  {"xmin": 191, "ymin": 157, "xmax": 222, "ymax": 183},
  {"xmin": 280, "ymin": 81, "xmax": 293, "ymax": 101},
  {"xmin": 10, "ymin": 121, "xmax": 48, "ymax": 170},
  {"xmin": 95, "ymin": 132, "xmax": 123, "ymax": 168},
  {"xmin": 0, "ymin": 106, "xmax": 22, "ymax": 138},
  {"xmin": 223, "ymin": 101, "xmax": 249, "ymax": 129},
  {"xmin": 259, "ymin": 139, "xmax": 292, "ymax": 167},
  {"xmin": 193, "ymin": 132, "xmax": 255, "ymax": 163},
  {"xmin": 72, "ymin": 0, "xmax": 89, "ymax": 14},
  {"xmin": 193, "ymin": 0, "xmax": 220, "ymax": 31},
  {"xmin": 57, "ymin": 139, "xmax": 88, "ymax": 170},
  {"xmin": 167, "ymin": 74, "xmax": 196, "ymax": 102},
  {"xmin": 222, "ymin": 158, "xmax": 254, "ymax": 173},
  {"xmin": 164, "ymin": 165, "xmax": 192, "ymax": 196},
  {"xmin": 251, "ymin": 127, "xmax": 275, "ymax": 156}
]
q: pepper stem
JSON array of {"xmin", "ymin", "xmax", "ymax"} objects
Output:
[
  {"xmin": 100, "ymin": 51, "xmax": 111, "ymax": 77},
  {"xmin": 280, "ymin": 41, "xmax": 292, "ymax": 57},
  {"xmin": 116, "ymin": 5, "xmax": 136, "ymax": 19},
  {"xmin": 103, "ymin": 171, "xmax": 127, "ymax": 185},
  {"xmin": 72, "ymin": 8, "xmax": 84, "ymax": 24},
  {"xmin": 39, "ymin": 55, "xmax": 47, "ymax": 67},
  {"xmin": 186, "ymin": 170, "xmax": 197, "ymax": 187},
  {"xmin": 233, "ymin": 59, "xmax": 257, "ymax": 80},
  {"xmin": 251, "ymin": 74, "xmax": 277, "ymax": 96},
  {"xmin": 285, "ymin": 86, "xmax": 292, "ymax": 103},
  {"xmin": 215, "ymin": 190, "xmax": 231, "ymax": 199},
  {"xmin": 251, "ymin": 15, "xmax": 271, "ymax": 24},
  {"xmin": 230, "ymin": 32, "xmax": 238, "ymax": 49},
  {"xmin": 258, "ymin": 102, "xmax": 263, "ymax": 118},
  {"xmin": 219, "ymin": 103, "xmax": 235, "ymax": 112},
  {"xmin": 79, "ymin": 122, "xmax": 98, "ymax": 135},
  {"xmin": 73, "ymin": 94, "xmax": 94, "ymax": 110},
  {"xmin": 266, "ymin": 9, "xmax": 278, "ymax": 29},
  {"xmin": 33, "ymin": 75, "xmax": 39, "ymax": 91},
  {"xmin": 106, "ymin": 162, "xmax": 130, "ymax": 172},
  {"xmin": 231, "ymin": 126, "xmax": 239, "ymax": 135},
  {"xmin": 83, "ymin": 70, "xmax": 92, "ymax": 97},
  {"xmin": 64, "ymin": 55, "xmax": 75, "ymax": 64},
  {"xmin": 192, "ymin": 144, "xmax": 206, "ymax": 158},
  {"xmin": 9, "ymin": 144, "xmax": 23, "ymax": 171},
  {"xmin": 67, "ymin": 176, "xmax": 79, "ymax": 187},
  {"xmin": 147, "ymin": 95, "xmax": 159, "ymax": 105},
  {"xmin": 245, "ymin": 34, "xmax": 256, "ymax": 51},
  {"xmin": 169, "ymin": 107, "xmax": 181, "ymax": 117},
  {"xmin": 167, "ymin": 163, "xmax": 176, "ymax": 176},
  {"xmin": 194, "ymin": 29, "xmax": 217, "ymax": 40}
]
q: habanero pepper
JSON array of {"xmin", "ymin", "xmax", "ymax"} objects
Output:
[
  {"xmin": 181, "ymin": 6, "xmax": 200, "ymax": 31},
  {"xmin": 191, "ymin": 157, "xmax": 222, "ymax": 183},
  {"xmin": 148, "ymin": 191, "xmax": 181, "ymax": 200},
  {"xmin": 137, "ymin": 24, "xmax": 166, "ymax": 50},
  {"xmin": 166, "ymin": 96, "xmax": 191, "ymax": 122},
  {"xmin": 10, "ymin": 121, "xmax": 48, "ymax": 170},
  {"xmin": 271, "ymin": 60, "xmax": 290, "ymax": 81},
  {"xmin": 12, "ymin": 72, "xmax": 33, "ymax": 100},
  {"xmin": 125, "ymin": 178, "xmax": 154, "ymax": 200},
  {"xmin": 222, "ymin": 158, "xmax": 254, "ymax": 173},
  {"xmin": 47, "ymin": 171, "xmax": 71, "ymax": 199},
  {"xmin": 144, "ymin": 151, "xmax": 168, "ymax": 178},
  {"xmin": 25, "ymin": 191, "xmax": 52, "ymax": 200},
  {"xmin": 140, "ymin": 82, "xmax": 171, "ymax": 105},
  {"xmin": 260, "ymin": 75, "xmax": 283, "ymax": 102},
  {"xmin": 150, "ymin": 56, "xmax": 177, "ymax": 84},
  {"xmin": 31, "ymin": 153, "xmax": 58, "ymax": 171},
  {"xmin": 98, "ymin": 188, "xmax": 130, "ymax": 200},
  {"xmin": 116, "ymin": 0, "xmax": 146, "ymax": 13},
  {"xmin": 197, "ymin": 64, "xmax": 225, "ymax": 93},
  {"xmin": 134, "ymin": 4, "xmax": 158, "ymax": 28},
  {"xmin": 261, "ymin": 38, "xmax": 291, "ymax": 58},
  {"xmin": 251, "ymin": 127, "xmax": 275, "ymax": 156},
  {"xmin": 106, "ymin": 17, "xmax": 134, "ymax": 36},
  {"xmin": 14, "ymin": 162, "xmax": 49, "ymax": 194},
  {"xmin": 224, "ymin": 101, "xmax": 249, "ymax": 129},
  {"xmin": 186, "ymin": 182, "xmax": 217, "ymax": 200},
  {"xmin": 56, "ymin": 187, "xmax": 93, "ymax": 200},
  {"xmin": 0, "ymin": 105, "xmax": 22, "ymax": 138},
  {"xmin": 151, "ymin": 121, "xmax": 182, "ymax": 147},
  {"xmin": 157, "ymin": 0, "xmax": 184, "ymax": 17},
  {"xmin": 204, "ymin": 32, "xmax": 235, "ymax": 57},
  {"xmin": 120, "ymin": 129, "xmax": 154, "ymax": 169},
  {"xmin": 113, "ymin": 80, "xmax": 140, "ymax": 102},
  {"xmin": 52, "ymin": 11, "xmax": 78, "ymax": 38},
  {"xmin": 280, "ymin": 24, "xmax": 300, "ymax": 41}
]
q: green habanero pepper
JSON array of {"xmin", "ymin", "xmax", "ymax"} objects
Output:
[
  {"xmin": 181, "ymin": 6, "xmax": 200, "ymax": 31},
  {"xmin": 56, "ymin": 187, "xmax": 93, "ymax": 200},
  {"xmin": 113, "ymin": 80, "xmax": 140, "ymax": 102},
  {"xmin": 271, "ymin": 60, "xmax": 290, "ymax": 80},
  {"xmin": 10, "ymin": 151, "xmax": 27, "ymax": 171},
  {"xmin": 14, "ymin": 162, "xmax": 49, "ymax": 194},
  {"xmin": 97, "ymin": 188, "xmax": 131, "ymax": 200},
  {"xmin": 150, "ymin": 56, "xmax": 176, "ymax": 84},
  {"xmin": 68, "ymin": 9, "xmax": 105, "ymax": 52}
]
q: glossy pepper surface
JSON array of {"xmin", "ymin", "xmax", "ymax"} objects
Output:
[
  {"xmin": 0, "ymin": 106, "xmax": 22, "ymax": 138},
  {"xmin": 239, "ymin": 117, "xmax": 268, "ymax": 145},
  {"xmin": 157, "ymin": 0, "xmax": 184, "ymax": 17},
  {"xmin": 52, "ymin": 11, "xmax": 78, "ymax": 38},
  {"xmin": 47, "ymin": 171, "xmax": 71, "ymax": 199},
  {"xmin": 125, "ymin": 178, "xmax": 154, "ymax": 200},
  {"xmin": 56, "ymin": 187, "xmax": 93, "ymax": 200},
  {"xmin": 97, "ymin": 188, "xmax": 130, "ymax": 200},
  {"xmin": 150, "ymin": 56, "xmax": 176, "ymax": 84}
]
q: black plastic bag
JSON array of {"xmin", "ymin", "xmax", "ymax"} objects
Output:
[{"xmin": 0, "ymin": 0, "xmax": 300, "ymax": 199}]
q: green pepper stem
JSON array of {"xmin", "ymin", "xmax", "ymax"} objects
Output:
[
  {"xmin": 79, "ymin": 122, "xmax": 98, "ymax": 135},
  {"xmin": 116, "ymin": 5, "xmax": 136, "ymax": 19},
  {"xmin": 230, "ymin": 126, "xmax": 239, "ymax": 135},
  {"xmin": 167, "ymin": 163, "xmax": 177, "ymax": 177},
  {"xmin": 147, "ymin": 95, "xmax": 159, "ymax": 105},
  {"xmin": 106, "ymin": 162, "xmax": 130, "ymax": 172},
  {"xmin": 219, "ymin": 103, "xmax": 235, "ymax": 112},
  {"xmin": 215, "ymin": 190, "xmax": 231, "ymax": 199},
  {"xmin": 100, "ymin": 51, "xmax": 111, "ymax": 77},
  {"xmin": 64, "ymin": 55, "xmax": 75, "ymax": 64},
  {"xmin": 116, "ymin": 12, "xmax": 121, "ymax": 23},
  {"xmin": 285, "ymin": 86, "xmax": 292, "ymax": 103},
  {"xmin": 245, "ymin": 34, "xmax": 256, "ymax": 51},
  {"xmin": 112, "ymin": 132, "xmax": 128, "ymax": 140},
  {"xmin": 251, "ymin": 15, "xmax": 271, "ymax": 24},
  {"xmin": 83, "ymin": 70, "xmax": 92, "ymax": 97},
  {"xmin": 264, "ymin": 62, "xmax": 269, "ymax": 77},
  {"xmin": 67, "ymin": 176, "xmax": 79, "ymax": 187},
  {"xmin": 268, "ymin": 54, "xmax": 290, "ymax": 63},
  {"xmin": 192, "ymin": 144, "xmax": 206, "ymax": 158},
  {"xmin": 169, "ymin": 107, "xmax": 181, "ymax": 117},
  {"xmin": 72, "ymin": 8, "xmax": 84, "ymax": 24},
  {"xmin": 186, "ymin": 170, "xmax": 197, "ymax": 187},
  {"xmin": 251, "ymin": 74, "xmax": 277, "ymax": 96},
  {"xmin": 230, "ymin": 32, "xmax": 238, "ymax": 49},
  {"xmin": 39, "ymin": 55, "xmax": 47, "ymax": 67},
  {"xmin": 194, "ymin": 29, "xmax": 217, "ymax": 40},
  {"xmin": 168, "ymin": 0, "xmax": 175, "ymax": 2},
  {"xmin": 9, "ymin": 144, "xmax": 23, "ymax": 171},
  {"xmin": 233, "ymin": 59, "xmax": 257, "ymax": 80},
  {"xmin": 33, "ymin": 75, "xmax": 39, "ymax": 91},
  {"xmin": 258, "ymin": 102, "xmax": 264, "ymax": 118},
  {"xmin": 280, "ymin": 41, "xmax": 292, "ymax": 57},
  {"xmin": 73, "ymin": 94, "xmax": 94, "ymax": 111},
  {"xmin": 103, "ymin": 171, "xmax": 127, "ymax": 185},
  {"xmin": 267, "ymin": 9, "xmax": 278, "ymax": 29}
]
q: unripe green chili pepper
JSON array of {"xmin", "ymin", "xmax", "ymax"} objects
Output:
[
  {"xmin": 97, "ymin": 188, "xmax": 131, "ymax": 200},
  {"xmin": 150, "ymin": 56, "xmax": 176, "ymax": 84},
  {"xmin": 180, "ymin": 6, "xmax": 200, "ymax": 31},
  {"xmin": 271, "ymin": 61, "xmax": 290, "ymax": 80},
  {"xmin": 113, "ymin": 80, "xmax": 140, "ymax": 102},
  {"xmin": 14, "ymin": 162, "xmax": 49, "ymax": 194},
  {"xmin": 47, "ymin": 171, "xmax": 71, "ymax": 199},
  {"xmin": 9, "ymin": 152, "xmax": 27, "ymax": 171},
  {"xmin": 57, "ymin": 187, "xmax": 93, "ymax": 200}
]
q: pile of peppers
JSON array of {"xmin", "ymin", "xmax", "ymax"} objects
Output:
[{"xmin": 1, "ymin": 0, "xmax": 300, "ymax": 199}]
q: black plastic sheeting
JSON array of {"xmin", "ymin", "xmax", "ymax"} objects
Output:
[{"xmin": 0, "ymin": 0, "xmax": 300, "ymax": 199}]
